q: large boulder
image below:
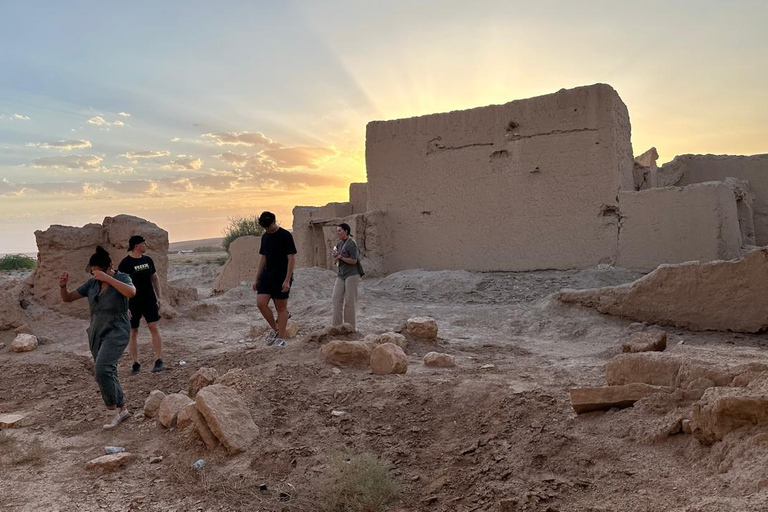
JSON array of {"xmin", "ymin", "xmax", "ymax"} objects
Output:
[
  {"xmin": 555, "ymin": 248, "xmax": 768, "ymax": 333},
  {"xmin": 157, "ymin": 393, "xmax": 194, "ymax": 428},
  {"xmin": 0, "ymin": 280, "xmax": 28, "ymax": 331},
  {"xmin": 188, "ymin": 367, "xmax": 219, "ymax": 398},
  {"xmin": 195, "ymin": 384, "xmax": 259, "ymax": 455},
  {"xmin": 406, "ymin": 317, "xmax": 438, "ymax": 340},
  {"xmin": 320, "ymin": 340, "xmax": 373, "ymax": 367},
  {"xmin": 212, "ymin": 235, "xmax": 261, "ymax": 294},
  {"xmin": 370, "ymin": 343, "xmax": 408, "ymax": 375},
  {"xmin": 10, "ymin": 333, "xmax": 38, "ymax": 353},
  {"xmin": 33, "ymin": 215, "xmax": 169, "ymax": 318}
]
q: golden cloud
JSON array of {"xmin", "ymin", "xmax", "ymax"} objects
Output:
[
  {"xmin": 32, "ymin": 155, "xmax": 103, "ymax": 170},
  {"xmin": 162, "ymin": 156, "xmax": 203, "ymax": 170},
  {"xmin": 203, "ymin": 131, "xmax": 281, "ymax": 148},
  {"xmin": 27, "ymin": 139, "xmax": 92, "ymax": 151},
  {"xmin": 121, "ymin": 150, "xmax": 171, "ymax": 159}
]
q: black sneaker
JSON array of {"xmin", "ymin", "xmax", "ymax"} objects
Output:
[
  {"xmin": 152, "ymin": 359, "xmax": 165, "ymax": 373},
  {"xmin": 131, "ymin": 362, "xmax": 141, "ymax": 375}
]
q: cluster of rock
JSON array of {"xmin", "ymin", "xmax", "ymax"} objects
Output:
[
  {"xmin": 315, "ymin": 317, "xmax": 456, "ymax": 374},
  {"xmin": 570, "ymin": 346, "xmax": 768, "ymax": 445},
  {"xmin": 144, "ymin": 367, "xmax": 258, "ymax": 455}
]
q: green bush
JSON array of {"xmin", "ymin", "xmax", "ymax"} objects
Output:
[
  {"xmin": 222, "ymin": 216, "xmax": 265, "ymax": 253},
  {"xmin": 318, "ymin": 452, "xmax": 399, "ymax": 512},
  {"xmin": 0, "ymin": 254, "xmax": 36, "ymax": 270}
]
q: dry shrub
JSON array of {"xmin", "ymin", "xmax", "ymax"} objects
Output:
[{"xmin": 318, "ymin": 452, "xmax": 399, "ymax": 512}]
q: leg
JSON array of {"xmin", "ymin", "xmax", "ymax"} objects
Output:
[
  {"xmin": 94, "ymin": 337, "xmax": 129, "ymax": 409},
  {"xmin": 274, "ymin": 299, "xmax": 289, "ymax": 339},
  {"xmin": 343, "ymin": 275, "xmax": 361, "ymax": 330},
  {"xmin": 331, "ymin": 277, "xmax": 345, "ymax": 326},
  {"xmin": 257, "ymin": 294, "xmax": 277, "ymax": 331},
  {"xmin": 147, "ymin": 322, "xmax": 163, "ymax": 359},
  {"xmin": 128, "ymin": 328, "xmax": 139, "ymax": 363}
]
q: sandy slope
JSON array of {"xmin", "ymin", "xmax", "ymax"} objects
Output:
[{"xmin": 1, "ymin": 259, "xmax": 768, "ymax": 511}]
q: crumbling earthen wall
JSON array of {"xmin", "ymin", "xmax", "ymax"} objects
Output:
[
  {"xmin": 349, "ymin": 182, "xmax": 368, "ymax": 214},
  {"xmin": 658, "ymin": 154, "xmax": 768, "ymax": 244},
  {"xmin": 292, "ymin": 202, "xmax": 354, "ymax": 269},
  {"xmin": 212, "ymin": 235, "xmax": 261, "ymax": 294},
  {"xmin": 617, "ymin": 182, "xmax": 743, "ymax": 271},
  {"xmin": 365, "ymin": 83, "xmax": 635, "ymax": 272},
  {"xmin": 33, "ymin": 215, "xmax": 169, "ymax": 318}
]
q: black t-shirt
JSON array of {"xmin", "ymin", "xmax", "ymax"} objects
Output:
[
  {"xmin": 118, "ymin": 255, "xmax": 157, "ymax": 300},
  {"xmin": 259, "ymin": 227, "xmax": 297, "ymax": 280}
]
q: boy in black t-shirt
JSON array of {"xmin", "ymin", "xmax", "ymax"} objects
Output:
[
  {"xmin": 118, "ymin": 235, "xmax": 164, "ymax": 374},
  {"xmin": 252, "ymin": 211, "xmax": 296, "ymax": 347}
]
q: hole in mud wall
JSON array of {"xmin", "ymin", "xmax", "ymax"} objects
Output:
[
  {"xmin": 311, "ymin": 225, "xmax": 327, "ymax": 267},
  {"xmin": 490, "ymin": 150, "xmax": 509, "ymax": 160},
  {"xmin": 599, "ymin": 205, "xmax": 620, "ymax": 218},
  {"xmin": 506, "ymin": 121, "xmax": 519, "ymax": 131}
]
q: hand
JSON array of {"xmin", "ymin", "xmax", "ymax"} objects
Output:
[
  {"xmin": 59, "ymin": 272, "xmax": 69, "ymax": 288},
  {"xmin": 91, "ymin": 270, "xmax": 110, "ymax": 282},
  {"xmin": 333, "ymin": 254, "xmax": 342, "ymax": 262},
  {"xmin": 281, "ymin": 280, "xmax": 291, "ymax": 293}
]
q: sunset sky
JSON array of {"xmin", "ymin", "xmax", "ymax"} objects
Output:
[{"xmin": 1, "ymin": 1, "xmax": 766, "ymax": 253}]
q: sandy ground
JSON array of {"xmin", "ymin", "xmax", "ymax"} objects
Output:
[{"xmin": 2, "ymin": 255, "xmax": 768, "ymax": 511}]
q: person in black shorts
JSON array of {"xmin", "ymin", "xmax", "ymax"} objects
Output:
[
  {"xmin": 118, "ymin": 235, "xmax": 164, "ymax": 374},
  {"xmin": 252, "ymin": 211, "xmax": 296, "ymax": 347}
]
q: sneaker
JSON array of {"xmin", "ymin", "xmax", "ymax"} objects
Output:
[
  {"xmin": 265, "ymin": 329, "xmax": 278, "ymax": 346},
  {"xmin": 131, "ymin": 362, "xmax": 141, "ymax": 375},
  {"xmin": 274, "ymin": 338, "xmax": 286, "ymax": 348},
  {"xmin": 152, "ymin": 359, "xmax": 164, "ymax": 373},
  {"xmin": 103, "ymin": 408, "xmax": 130, "ymax": 430}
]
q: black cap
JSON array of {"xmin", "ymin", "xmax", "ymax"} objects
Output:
[{"xmin": 128, "ymin": 235, "xmax": 146, "ymax": 251}]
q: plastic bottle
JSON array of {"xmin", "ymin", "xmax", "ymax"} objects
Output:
[
  {"xmin": 105, "ymin": 446, "xmax": 125, "ymax": 454},
  {"xmin": 192, "ymin": 458, "xmax": 206, "ymax": 469}
]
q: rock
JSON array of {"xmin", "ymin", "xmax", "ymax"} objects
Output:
[
  {"xmin": 184, "ymin": 402, "xmax": 220, "ymax": 450},
  {"xmin": 157, "ymin": 393, "xmax": 194, "ymax": 428},
  {"xmin": 214, "ymin": 368, "xmax": 249, "ymax": 394},
  {"xmin": 176, "ymin": 403, "xmax": 193, "ymax": 431},
  {"xmin": 0, "ymin": 413, "xmax": 27, "ymax": 428},
  {"xmin": 14, "ymin": 324, "xmax": 33, "ymax": 335},
  {"xmin": 285, "ymin": 319, "xmax": 299, "ymax": 339},
  {"xmin": 33, "ymin": 215, "xmax": 169, "ymax": 319},
  {"xmin": 328, "ymin": 323, "xmax": 355, "ymax": 336},
  {"xmin": 681, "ymin": 419, "xmax": 692, "ymax": 434},
  {"xmin": 144, "ymin": 390, "xmax": 166, "ymax": 418},
  {"xmin": 622, "ymin": 331, "xmax": 667, "ymax": 353},
  {"xmin": 320, "ymin": 340, "xmax": 373, "ymax": 367},
  {"xmin": 406, "ymin": 317, "xmax": 438, "ymax": 340},
  {"xmin": 36, "ymin": 336, "xmax": 53, "ymax": 345},
  {"xmin": 188, "ymin": 367, "xmax": 219, "ymax": 398},
  {"xmin": 201, "ymin": 342, "xmax": 222, "ymax": 350},
  {"xmin": 166, "ymin": 284, "xmax": 198, "ymax": 307},
  {"xmin": 10, "ymin": 333, "xmax": 38, "ymax": 353},
  {"xmin": 480, "ymin": 364, "xmax": 495, "ymax": 370},
  {"xmin": 0, "ymin": 279, "xmax": 29, "ymax": 331},
  {"xmin": 186, "ymin": 302, "xmax": 221, "ymax": 320},
  {"xmin": 302, "ymin": 323, "xmax": 355, "ymax": 344},
  {"xmin": 364, "ymin": 332, "xmax": 407, "ymax": 350},
  {"xmin": 370, "ymin": 343, "xmax": 408, "ymax": 375},
  {"xmin": 86, "ymin": 452, "xmax": 134, "ymax": 470},
  {"xmin": 0, "ymin": 343, "xmax": 5, "ymax": 350},
  {"xmin": 556, "ymin": 248, "xmax": 768, "ymax": 333},
  {"xmin": 423, "ymin": 352, "xmax": 456, "ymax": 368},
  {"xmin": 569, "ymin": 383, "xmax": 674, "ymax": 414},
  {"xmin": 605, "ymin": 352, "xmax": 735, "ymax": 391},
  {"xmin": 212, "ymin": 235, "xmax": 261, "ymax": 293},
  {"xmin": 690, "ymin": 386, "xmax": 768, "ymax": 444},
  {"xmin": 195, "ymin": 384, "xmax": 259, "ymax": 455},
  {"xmin": 149, "ymin": 456, "xmax": 163, "ymax": 464}
]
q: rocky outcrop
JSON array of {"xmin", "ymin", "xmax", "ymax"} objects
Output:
[
  {"xmin": 195, "ymin": 384, "xmax": 258, "ymax": 455},
  {"xmin": 556, "ymin": 249, "xmax": 768, "ymax": 333},
  {"xmin": 212, "ymin": 235, "xmax": 261, "ymax": 294},
  {"xmin": 33, "ymin": 215, "xmax": 169, "ymax": 318},
  {"xmin": 0, "ymin": 279, "xmax": 28, "ymax": 331},
  {"xmin": 569, "ymin": 383, "xmax": 674, "ymax": 414},
  {"xmin": 188, "ymin": 367, "xmax": 219, "ymax": 398},
  {"xmin": 690, "ymin": 384, "xmax": 768, "ymax": 444}
]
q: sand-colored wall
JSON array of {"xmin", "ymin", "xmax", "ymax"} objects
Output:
[
  {"xmin": 212, "ymin": 235, "xmax": 261, "ymax": 294},
  {"xmin": 292, "ymin": 202, "xmax": 353, "ymax": 268},
  {"xmin": 349, "ymin": 183, "xmax": 368, "ymax": 214},
  {"xmin": 658, "ymin": 154, "xmax": 768, "ymax": 245},
  {"xmin": 617, "ymin": 182, "xmax": 743, "ymax": 272},
  {"xmin": 365, "ymin": 83, "xmax": 635, "ymax": 272}
]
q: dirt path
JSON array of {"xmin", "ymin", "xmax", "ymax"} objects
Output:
[{"xmin": 2, "ymin": 261, "xmax": 768, "ymax": 511}]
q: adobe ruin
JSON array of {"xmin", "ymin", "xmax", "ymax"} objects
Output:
[{"xmin": 294, "ymin": 83, "xmax": 766, "ymax": 275}]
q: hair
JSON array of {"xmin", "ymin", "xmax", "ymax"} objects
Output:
[
  {"xmin": 338, "ymin": 223, "xmax": 352, "ymax": 236},
  {"xmin": 88, "ymin": 246, "xmax": 112, "ymax": 270},
  {"xmin": 258, "ymin": 211, "xmax": 276, "ymax": 228},
  {"xmin": 128, "ymin": 235, "xmax": 145, "ymax": 251}
]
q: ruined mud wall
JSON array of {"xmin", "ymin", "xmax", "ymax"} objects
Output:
[
  {"xmin": 32, "ymin": 215, "xmax": 169, "ymax": 318},
  {"xmin": 293, "ymin": 202, "xmax": 353, "ymax": 269},
  {"xmin": 617, "ymin": 182, "xmax": 744, "ymax": 271},
  {"xmin": 349, "ymin": 182, "xmax": 368, "ymax": 214},
  {"xmin": 365, "ymin": 83, "xmax": 635, "ymax": 272},
  {"xmin": 658, "ymin": 154, "xmax": 768, "ymax": 245},
  {"xmin": 212, "ymin": 235, "xmax": 261, "ymax": 294}
]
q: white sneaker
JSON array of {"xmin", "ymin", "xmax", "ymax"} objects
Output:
[
  {"xmin": 265, "ymin": 330, "xmax": 278, "ymax": 346},
  {"xmin": 103, "ymin": 408, "xmax": 130, "ymax": 430},
  {"xmin": 274, "ymin": 338, "xmax": 286, "ymax": 348}
]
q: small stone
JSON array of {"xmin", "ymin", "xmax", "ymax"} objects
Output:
[
  {"xmin": 406, "ymin": 317, "xmax": 438, "ymax": 340},
  {"xmin": 480, "ymin": 364, "xmax": 495, "ymax": 370},
  {"xmin": 331, "ymin": 410, "xmax": 347, "ymax": 417},
  {"xmin": 0, "ymin": 413, "xmax": 27, "ymax": 428},
  {"xmin": 86, "ymin": 452, "xmax": 134, "ymax": 470},
  {"xmin": 332, "ymin": 368, "xmax": 342, "ymax": 375},
  {"xmin": 14, "ymin": 324, "xmax": 34, "ymax": 335},
  {"xmin": 681, "ymin": 419, "xmax": 692, "ymax": 434},
  {"xmin": 423, "ymin": 352, "xmax": 456, "ymax": 368},
  {"xmin": 10, "ymin": 333, "xmax": 38, "ymax": 353},
  {"xmin": 0, "ymin": 342, "xmax": 5, "ymax": 350},
  {"xmin": 622, "ymin": 331, "xmax": 666, "ymax": 353},
  {"xmin": 144, "ymin": 390, "xmax": 166, "ymax": 418},
  {"xmin": 370, "ymin": 343, "xmax": 408, "ymax": 375},
  {"xmin": 285, "ymin": 319, "xmax": 299, "ymax": 339},
  {"xmin": 149, "ymin": 456, "xmax": 163, "ymax": 464}
]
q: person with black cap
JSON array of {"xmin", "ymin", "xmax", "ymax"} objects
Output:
[
  {"xmin": 118, "ymin": 235, "xmax": 164, "ymax": 374},
  {"xmin": 60, "ymin": 246, "xmax": 136, "ymax": 429},
  {"xmin": 252, "ymin": 211, "xmax": 297, "ymax": 347}
]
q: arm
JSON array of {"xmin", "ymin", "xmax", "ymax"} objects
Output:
[
  {"xmin": 59, "ymin": 272, "xmax": 84, "ymax": 303},
  {"xmin": 92, "ymin": 271, "xmax": 136, "ymax": 298},
  {"xmin": 252, "ymin": 255, "xmax": 267, "ymax": 291},
  {"xmin": 282, "ymin": 254, "xmax": 295, "ymax": 292}
]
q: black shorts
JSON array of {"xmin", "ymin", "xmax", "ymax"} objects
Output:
[
  {"xmin": 129, "ymin": 297, "xmax": 160, "ymax": 329},
  {"xmin": 256, "ymin": 274, "xmax": 292, "ymax": 300}
]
